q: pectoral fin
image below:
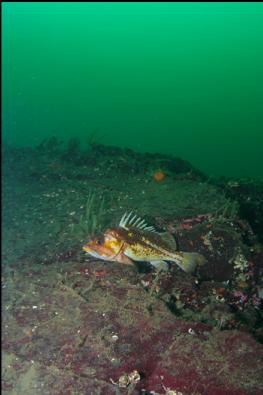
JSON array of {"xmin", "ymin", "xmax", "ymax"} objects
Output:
[
  {"xmin": 150, "ymin": 260, "xmax": 169, "ymax": 271},
  {"xmin": 115, "ymin": 252, "xmax": 134, "ymax": 265}
]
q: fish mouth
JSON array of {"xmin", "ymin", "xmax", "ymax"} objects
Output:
[
  {"xmin": 82, "ymin": 245, "xmax": 91, "ymax": 253},
  {"xmin": 82, "ymin": 245, "xmax": 109, "ymax": 260},
  {"xmin": 82, "ymin": 245, "xmax": 99, "ymax": 256}
]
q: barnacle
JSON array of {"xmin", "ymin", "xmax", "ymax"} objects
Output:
[
  {"xmin": 111, "ymin": 370, "xmax": 141, "ymax": 388},
  {"xmin": 233, "ymin": 252, "xmax": 248, "ymax": 272},
  {"xmin": 231, "ymin": 249, "xmax": 250, "ymax": 282}
]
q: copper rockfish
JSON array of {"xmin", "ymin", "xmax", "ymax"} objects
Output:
[{"xmin": 83, "ymin": 212, "xmax": 206, "ymax": 273}]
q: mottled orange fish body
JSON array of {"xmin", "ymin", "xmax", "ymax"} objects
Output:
[{"xmin": 83, "ymin": 212, "xmax": 206, "ymax": 273}]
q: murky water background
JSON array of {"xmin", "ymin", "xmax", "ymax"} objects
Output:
[{"xmin": 3, "ymin": 2, "xmax": 263, "ymax": 177}]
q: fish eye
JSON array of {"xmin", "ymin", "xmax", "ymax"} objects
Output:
[{"xmin": 96, "ymin": 235, "xmax": 104, "ymax": 245}]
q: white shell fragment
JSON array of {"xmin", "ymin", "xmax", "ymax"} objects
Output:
[
  {"xmin": 119, "ymin": 211, "xmax": 156, "ymax": 232},
  {"xmin": 110, "ymin": 370, "xmax": 141, "ymax": 388}
]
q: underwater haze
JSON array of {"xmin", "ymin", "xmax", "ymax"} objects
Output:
[
  {"xmin": 2, "ymin": 2, "xmax": 263, "ymax": 178},
  {"xmin": 3, "ymin": 4, "xmax": 263, "ymax": 394}
]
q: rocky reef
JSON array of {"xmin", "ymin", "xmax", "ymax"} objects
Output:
[{"xmin": 2, "ymin": 140, "xmax": 263, "ymax": 394}]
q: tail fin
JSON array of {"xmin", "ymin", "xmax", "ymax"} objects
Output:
[{"xmin": 176, "ymin": 252, "xmax": 206, "ymax": 274}]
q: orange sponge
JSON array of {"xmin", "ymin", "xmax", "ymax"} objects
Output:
[{"xmin": 153, "ymin": 170, "xmax": 166, "ymax": 182}]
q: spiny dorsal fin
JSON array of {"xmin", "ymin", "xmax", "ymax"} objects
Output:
[
  {"xmin": 119, "ymin": 211, "xmax": 157, "ymax": 232},
  {"xmin": 160, "ymin": 232, "xmax": 177, "ymax": 250}
]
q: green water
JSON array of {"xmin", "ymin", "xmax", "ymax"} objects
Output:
[{"xmin": 2, "ymin": 2, "xmax": 263, "ymax": 178}]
